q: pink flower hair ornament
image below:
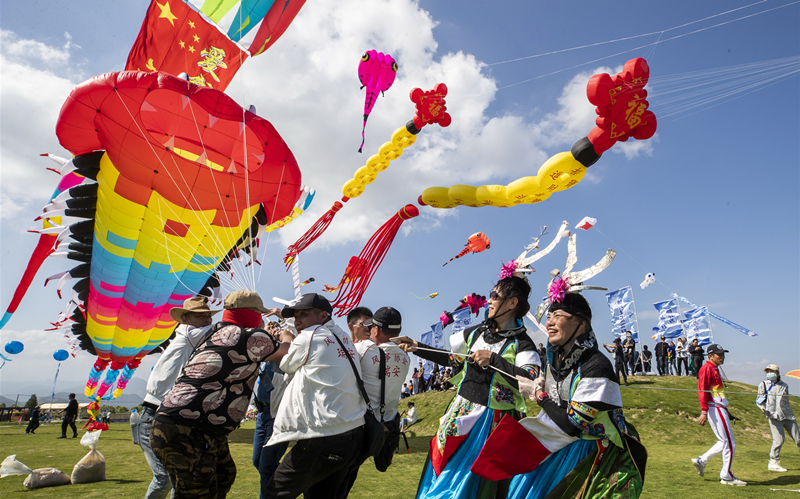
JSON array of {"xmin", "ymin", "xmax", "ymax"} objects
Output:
[
  {"xmin": 499, "ymin": 260, "xmax": 517, "ymax": 280},
  {"xmin": 548, "ymin": 277, "xmax": 570, "ymax": 304}
]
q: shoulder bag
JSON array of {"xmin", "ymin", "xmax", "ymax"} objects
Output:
[
  {"xmin": 374, "ymin": 348, "xmax": 402, "ymax": 472},
  {"xmin": 332, "ymin": 333, "xmax": 386, "ymax": 458}
]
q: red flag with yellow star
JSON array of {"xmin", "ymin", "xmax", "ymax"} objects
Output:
[{"xmin": 126, "ymin": 0, "xmax": 248, "ymax": 91}]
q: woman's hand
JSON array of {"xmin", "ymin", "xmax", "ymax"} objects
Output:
[
  {"xmin": 472, "ymin": 350, "xmax": 492, "ymax": 367},
  {"xmin": 393, "ymin": 336, "xmax": 418, "ymax": 353},
  {"xmin": 516, "ymin": 375, "xmax": 545, "ymax": 401}
]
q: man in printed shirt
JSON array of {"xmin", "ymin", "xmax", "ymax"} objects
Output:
[
  {"xmin": 138, "ymin": 296, "xmax": 220, "ymax": 499},
  {"xmin": 152, "ymin": 291, "xmax": 291, "ymax": 498},
  {"xmin": 691, "ymin": 344, "xmax": 746, "ymax": 486}
]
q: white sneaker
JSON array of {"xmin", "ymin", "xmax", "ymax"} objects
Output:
[
  {"xmin": 691, "ymin": 458, "xmax": 705, "ymax": 476},
  {"xmin": 721, "ymin": 477, "xmax": 747, "ymax": 486},
  {"xmin": 768, "ymin": 460, "xmax": 788, "ymax": 472}
]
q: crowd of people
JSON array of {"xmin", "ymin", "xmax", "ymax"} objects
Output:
[
  {"xmin": 603, "ymin": 333, "xmax": 710, "ymax": 378},
  {"xmin": 408, "ymin": 363, "xmax": 455, "ymax": 395},
  {"xmin": 33, "ymin": 279, "xmax": 786, "ymax": 498}
]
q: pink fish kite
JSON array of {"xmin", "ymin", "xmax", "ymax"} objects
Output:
[{"xmin": 358, "ymin": 50, "xmax": 398, "ymax": 152}]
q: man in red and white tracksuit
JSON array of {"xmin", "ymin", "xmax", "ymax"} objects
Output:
[{"xmin": 691, "ymin": 343, "xmax": 747, "ymax": 486}]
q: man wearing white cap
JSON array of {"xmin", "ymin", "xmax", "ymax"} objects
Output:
[
  {"xmin": 138, "ymin": 295, "xmax": 220, "ymax": 499},
  {"xmin": 757, "ymin": 364, "xmax": 800, "ymax": 472},
  {"xmin": 691, "ymin": 343, "xmax": 746, "ymax": 486}
]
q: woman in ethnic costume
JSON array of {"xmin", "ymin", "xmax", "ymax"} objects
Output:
[
  {"xmin": 397, "ymin": 275, "xmax": 541, "ymax": 499},
  {"xmin": 477, "ymin": 291, "xmax": 647, "ymax": 498}
]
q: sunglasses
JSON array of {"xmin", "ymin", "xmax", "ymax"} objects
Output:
[{"xmin": 489, "ymin": 291, "xmax": 503, "ymax": 301}]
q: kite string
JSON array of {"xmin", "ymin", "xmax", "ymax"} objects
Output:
[
  {"xmin": 112, "ymin": 90, "xmax": 252, "ymax": 293},
  {"xmin": 491, "ymin": 1, "xmax": 800, "ymax": 92},
  {"xmin": 257, "ymin": 162, "xmax": 288, "ymax": 288},
  {"xmin": 487, "ymin": 0, "xmax": 769, "ymax": 66},
  {"xmin": 593, "ymin": 228, "xmax": 679, "ymax": 297},
  {"xmin": 412, "ymin": 346, "xmax": 514, "ymax": 377}
]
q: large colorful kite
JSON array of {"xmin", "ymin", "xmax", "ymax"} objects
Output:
[{"xmin": 5, "ymin": 71, "xmax": 303, "ymax": 399}]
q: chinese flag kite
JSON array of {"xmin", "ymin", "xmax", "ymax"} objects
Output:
[{"xmin": 127, "ymin": 0, "xmax": 247, "ymax": 91}]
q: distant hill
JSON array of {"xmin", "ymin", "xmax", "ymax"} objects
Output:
[{"xmin": 0, "ymin": 377, "xmax": 148, "ymax": 407}]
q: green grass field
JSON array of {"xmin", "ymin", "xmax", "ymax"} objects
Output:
[{"xmin": 1, "ymin": 375, "xmax": 799, "ymax": 497}]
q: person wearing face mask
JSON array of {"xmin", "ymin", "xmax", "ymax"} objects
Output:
[
  {"xmin": 757, "ymin": 364, "xmax": 799, "ymax": 472},
  {"xmin": 395, "ymin": 275, "xmax": 540, "ymax": 499},
  {"xmin": 498, "ymin": 292, "xmax": 646, "ymax": 498}
]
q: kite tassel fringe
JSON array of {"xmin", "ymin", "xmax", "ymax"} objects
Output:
[
  {"xmin": 284, "ymin": 198, "xmax": 348, "ymax": 267},
  {"xmin": 111, "ymin": 359, "xmax": 141, "ymax": 399},
  {"xmin": 331, "ymin": 204, "xmax": 419, "ymax": 317},
  {"xmin": 84, "ymin": 358, "xmax": 111, "ymax": 396},
  {"xmin": 96, "ymin": 360, "xmax": 126, "ymax": 399}
]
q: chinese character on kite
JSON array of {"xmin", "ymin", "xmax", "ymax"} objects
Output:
[{"xmin": 419, "ymin": 58, "xmax": 656, "ymax": 209}]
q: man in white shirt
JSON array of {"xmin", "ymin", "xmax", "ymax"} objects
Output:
[
  {"xmin": 138, "ymin": 296, "xmax": 219, "ymax": 499},
  {"xmin": 400, "ymin": 402, "xmax": 417, "ymax": 432},
  {"xmin": 347, "ymin": 306, "xmax": 373, "ymax": 344},
  {"xmin": 266, "ymin": 293, "xmax": 367, "ymax": 499},
  {"xmin": 337, "ymin": 307, "xmax": 410, "ymax": 496}
]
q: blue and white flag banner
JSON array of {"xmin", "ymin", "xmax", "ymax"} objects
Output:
[
  {"xmin": 430, "ymin": 322, "xmax": 444, "ymax": 350},
  {"xmin": 652, "ymin": 299, "xmax": 684, "ymax": 339},
  {"xmin": 420, "ymin": 322, "xmax": 446, "ymax": 381},
  {"xmin": 451, "ymin": 307, "xmax": 473, "ymax": 336},
  {"xmin": 672, "ymin": 293, "xmax": 757, "ymax": 337},
  {"xmin": 684, "ymin": 307, "xmax": 712, "ymax": 346},
  {"xmin": 606, "ymin": 285, "xmax": 640, "ymax": 342}
]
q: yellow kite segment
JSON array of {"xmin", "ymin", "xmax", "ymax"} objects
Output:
[
  {"xmin": 342, "ymin": 125, "xmax": 417, "ymax": 198},
  {"xmin": 421, "ymin": 151, "xmax": 587, "ymax": 208}
]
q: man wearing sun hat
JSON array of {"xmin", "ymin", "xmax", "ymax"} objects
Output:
[
  {"xmin": 138, "ymin": 295, "xmax": 220, "ymax": 499},
  {"xmin": 691, "ymin": 343, "xmax": 747, "ymax": 486},
  {"xmin": 151, "ymin": 290, "xmax": 290, "ymax": 498},
  {"xmin": 265, "ymin": 293, "xmax": 367, "ymax": 499},
  {"xmin": 757, "ymin": 363, "xmax": 800, "ymax": 472}
]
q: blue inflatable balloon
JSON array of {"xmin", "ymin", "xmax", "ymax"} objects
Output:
[
  {"xmin": 4, "ymin": 341, "xmax": 23, "ymax": 355},
  {"xmin": 53, "ymin": 350, "xmax": 69, "ymax": 362}
]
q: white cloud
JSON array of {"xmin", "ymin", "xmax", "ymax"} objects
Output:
[
  {"xmin": 0, "ymin": 30, "xmax": 82, "ymax": 75},
  {"xmin": 226, "ymin": 0, "xmax": 635, "ymax": 252},
  {"xmin": 0, "ymin": 31, "xmax": 82, "ymax": 224},
  {"xmin": 0, "ymin": 0, "xmax": 661, "ymax": 394}
]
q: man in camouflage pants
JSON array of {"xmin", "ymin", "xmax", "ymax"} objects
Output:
[{"xmin": 152, "ymin": 291, "xmax": 291, "ymax": 498}]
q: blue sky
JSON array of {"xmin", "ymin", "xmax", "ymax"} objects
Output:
[{"xmin": 1, "ymin": 0, "xmax": 798, "ymax": 399}]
